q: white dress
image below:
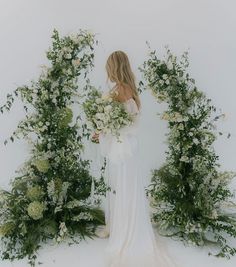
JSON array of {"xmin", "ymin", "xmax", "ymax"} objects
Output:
[{"xmin": 99, "ymin": 98, "xmax": 179, "ymax": 267}]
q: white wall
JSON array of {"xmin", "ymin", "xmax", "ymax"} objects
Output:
[{"xmin": 0, "ymin": 0, "xmax": 236, "ymax": 191}]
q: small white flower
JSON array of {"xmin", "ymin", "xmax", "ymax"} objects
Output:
[
  {"xmin": 165, "ymin": 80, "xmax": 170, "ymax": 85},
  {"xmin": 104, "ymin": 105, "xmax": 112, "ymax": 113},
  {"xmin": 32, "ymin": 93, "xmax": 37, "ymax": 99},
  {"xmin": 96, "ymin": 98, "xmax": 102, "ymax": 104},
  {"xmin": 193, "ymin": 138, "xmax": 199, "ymax": 145},
  {"xmin": 162, "ymin": 74, "xmax": 168, "ymax": 80},
  {"xmin": 72, "ymin": 58, "xmax": 80, "ymax": 67},
  {"xmin": 178, "ymin": 123, "xmax": 184, "ymax": 130},
  {"xmin": 70, "ymin": 34, "xmax": 82, "ymax": 44},
  {"xmin": 211, "ymin": 209, "xmax": 218, "ymax": 219},
  {"xmin": 95, "ymin": 113, "xmax": 105, "ymax": 120},
  {"xmin": 67, "ymin": 69, "xmax": 72, "ymax": 75},
  {"xmin": 161, "ymin": 112, "xmax": 170, "ymax": 121},
  {"xmin": 167, "ymin": 61, "xmax": 173, "ymax": 69},
  {"xmin": 159, "ymin": 80, "xmax": 165, "ymax": 86},
  {"xmin": 180, "ymin": 156, "xmax": 189, "ymax": 163}
]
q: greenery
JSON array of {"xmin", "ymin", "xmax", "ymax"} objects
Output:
[
  {"xmin": 0, "ymin": 29, "xmax": 106, "ymax": 266},
  {"xmin": 139, "ymin": 46, "xmax": 236, "ymax": 258},
  {"xmin": 83, "ymin": 87, "xmax": 133, "ymax": 141}
]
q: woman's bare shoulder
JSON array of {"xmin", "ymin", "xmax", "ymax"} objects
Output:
[{"xmin": 111, "ymin": 84, "xmax": 133, "ymax": 102}]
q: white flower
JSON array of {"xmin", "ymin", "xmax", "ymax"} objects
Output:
[
  {"xmin": 164, "ymin": 114, "xmax": 171, "ymax": 120},
  {"xmin": 70, "ymin": 34, "xmax": 83, "ymax": 44},
  {"xmin": 167, "ymin": 61, "xmax": 173, "ymax": 69},
  {"xmin": 165, "ymin": 80, "xmax": 170, "ymax": 85},
  {"xmin": 32, "ymin": 93, "xmax": 37, "ymax": 99},
  {"xmin": 178, "ymin": 123, "xmax": 184, "ymax": 130},
  {"xmin": 67, "ymin": 69, "xmax": 72, "ymax": 75},
  {"xmin": 95, "ymin": 121, "xmax": 104, "ymax": 130},
  {"xmin": 180, "ymin": 156, "xmax": 189, "ymax": 163},
  {"xmin": 104, "ymin": 105, "xmax": 112, "ymax": 113},
  {"xmin": 96, "ymin": 98, "xmax": 102, "ymax": 104},
  {"xmin": 211, "ymin": 209, "xmax": 218, "ymax": 219},
  {"xmin": 95, "ymin": 113, "xmax": 105, "ymax": 120},
  {"xmin": 193, "ymin": 138, "xmax": 199, "ymax": 145},
  {"xmin": 72, "ymin": 58, "xmax": 80, "ymax": 67},
  {"xmin": 177, "ymin": 76, "xmax": 184, "ymax": 83},
  {"xmin": 98, "ymin": 106, "xmax": 103, "ymax": 112},
  {"xmin": 171, "ymin": 112, "xmax": 184, "ymax": 122},
  {"xmin": 159, "ymin": 80, "xmax": 165, "ymax": 86},
  {"xmin": 162, "ymin": 74, "xmax": 168, "ymax": 80},
  {"xmin": 56, "ymin": 236, "xmax": 62, "ymax": 242},
  {"xmin": 72, "ymin": 212, "xmax": 93, "ymax": 221}
]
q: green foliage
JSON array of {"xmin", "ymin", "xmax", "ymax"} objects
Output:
[
  {"xmin": 139, "ymin": 46, "xmax": 236, "ymax": 258},
  {"xmin": 0, "ymin": 29, "xmax": 105, "ymax": 266}
]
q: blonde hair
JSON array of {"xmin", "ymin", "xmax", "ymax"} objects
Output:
[{"xmin": 105, "ymin": 50, "xmax": 141, "ymax": 109}]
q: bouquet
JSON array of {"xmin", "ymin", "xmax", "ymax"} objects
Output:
[{"xmin": 83, "ymin": 88, "xmax": 133, "ymax": 142}]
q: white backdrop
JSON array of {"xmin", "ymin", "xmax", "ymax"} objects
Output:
[
  {"xmin": 0, "ymin": 0, "xmax": 235, "ymax": 190},
  {"xmin": 0, "ymin": 1, "xmax": 236, "ymax": 266}
]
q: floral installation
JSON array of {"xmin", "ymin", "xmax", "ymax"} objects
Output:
[
  {"xmin": 139, "ymin": 46, "xmax": 236, "ymax": 258},
  {"xmin": 0, "ymin": 29, "xmax": 106, "ymax": 266},
  {"xmin": 82, "ymin": 86, "xmax": 134, "ymax": 141}
]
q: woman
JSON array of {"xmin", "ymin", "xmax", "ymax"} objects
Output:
[{"xmin": 93, "ymin": 51, "xmax": 178, "ymax": 267}]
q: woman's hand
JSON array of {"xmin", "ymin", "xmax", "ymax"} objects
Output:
[{"xmin": 91, "ymin": 132, "xmax": 100, "ymax": 143}]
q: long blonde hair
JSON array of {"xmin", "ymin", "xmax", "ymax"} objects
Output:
[{"xmin": 105, "ymin": 50, "xmax": 141, "ymax": 109}]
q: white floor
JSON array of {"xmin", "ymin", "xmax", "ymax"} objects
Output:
[{"xmin": 1, "ymin": 232, "xmax": 236, "ymax": 267}]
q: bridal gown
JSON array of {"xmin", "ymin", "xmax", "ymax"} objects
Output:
[{"xmin": 99, "ymin": 98, "xmax": 179, "ymax": 267}]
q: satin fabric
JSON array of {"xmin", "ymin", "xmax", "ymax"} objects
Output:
[{"xmin": 99, "ymin": 99, "xmax": 179, "ymax": 267}]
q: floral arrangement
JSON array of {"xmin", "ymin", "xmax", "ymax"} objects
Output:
[
  {"xmin": 0, "ymin": 29, "xmax": 106, "ymax": 266},
  {"xmin": 139, "ymin": 46, "xmax": 236, "ymax": 258},
  {"xmin": 83, "ymin": 87, "xmax": 133, "ymax": 141}
]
